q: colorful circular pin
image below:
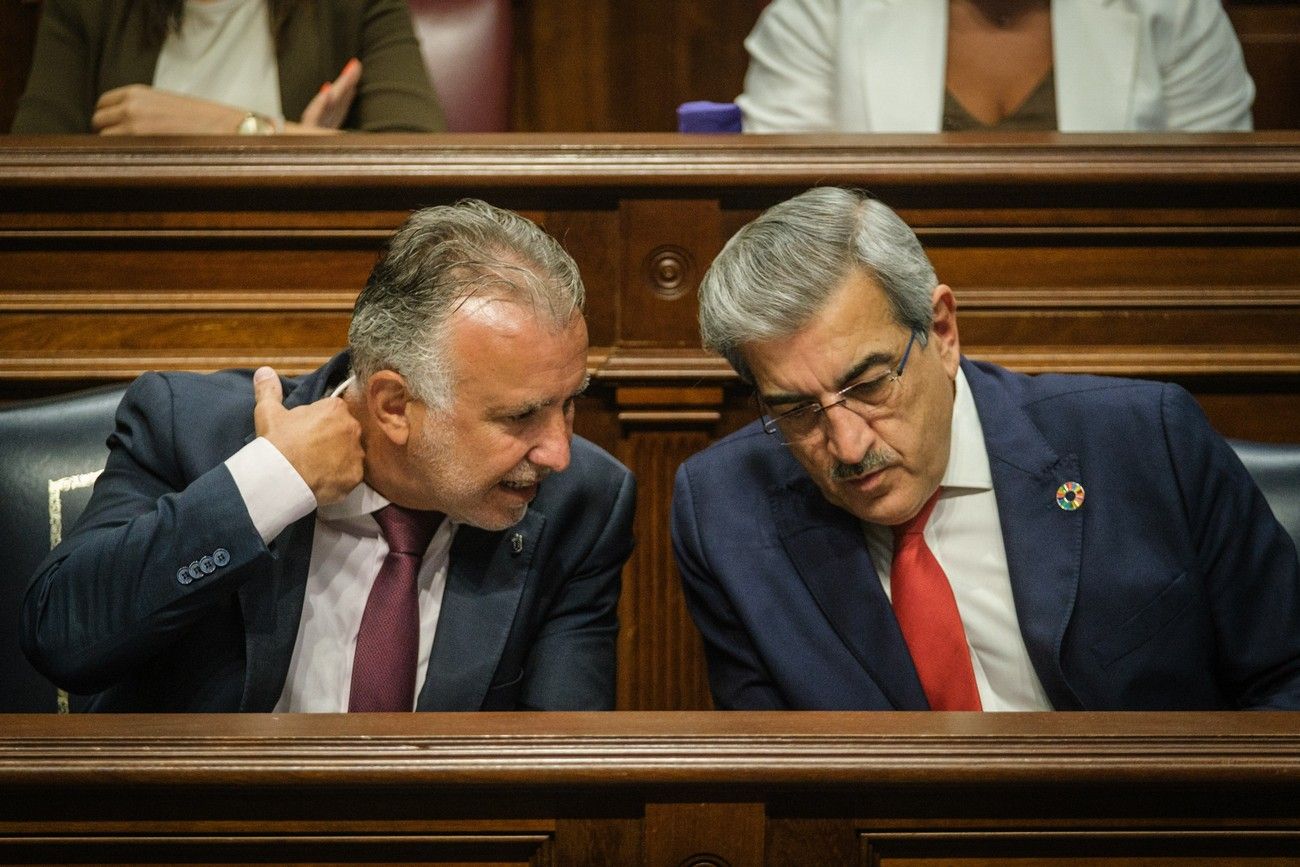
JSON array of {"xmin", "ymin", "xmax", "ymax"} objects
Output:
[{"xmin": 1056, "ymin": 481, "xmax": 1085, "ymax": 511}]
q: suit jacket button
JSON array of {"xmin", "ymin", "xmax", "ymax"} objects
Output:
[
  {"xmin": 177, "ymin": 567, "xmax": 193, "ymax": 585},
  {"xmin": 187, "ymin": 561, "xmax": 203, "ymax": 582},
  {"xmin": 199, "ymin": 555, "xmax": 216, "ymax": 574},
  {"xmin": 213, "ymin": 548, "xmax": 230, "ymax": 567}
]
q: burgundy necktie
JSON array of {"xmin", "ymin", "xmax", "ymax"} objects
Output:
[
  {"xmin": 348, "ymin": 504, "xmax": 443, "ymax": 712},
  {"xmin": 890, "ymin": 491, "xmax": 983, "ymax": 711}
]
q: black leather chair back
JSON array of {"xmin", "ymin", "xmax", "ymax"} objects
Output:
[
  {"xmin": 0, "ymin": 385, "xmax": 127, "ymax": 712},
  {"xmin": 1229, "ymin": 439, "xmax": 1300, "ymax": 554}
]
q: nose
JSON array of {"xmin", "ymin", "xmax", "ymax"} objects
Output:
[
  {"xmin": 820, "ymin": 401, "xmax": 875, "ymax": 465},
  {"xmin": 528, "ymin": 406, "xmax": 573, "ymax": 473}
]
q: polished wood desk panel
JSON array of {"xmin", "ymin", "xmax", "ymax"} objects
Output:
[
  {"xmin": 3, "ymin": 133, "xmax": 1298, "ymax": 711},
  {"xmin": 2, "ymin": 133, "xmax": 1296, "ymax": 398},
  {"xmin": 1, "ymin": 712, "xmax": 1298, "ymax": 866}
]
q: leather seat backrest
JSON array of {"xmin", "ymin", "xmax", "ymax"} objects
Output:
[
  {"xmin": 1229, "ymin": 439, "xmax": 1300, "ymax": 555},
  {"xmin": 0, "ymin": 385, "xmax": 127, "ymax": 712},
  {"xmin": 407, "ymin": 0, "xmax": 512, "ymax": 132}
]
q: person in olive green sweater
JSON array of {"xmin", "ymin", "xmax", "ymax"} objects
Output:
[{"xmin": 13, "ymin": 0, "xmax": 445, "ymax": 135}]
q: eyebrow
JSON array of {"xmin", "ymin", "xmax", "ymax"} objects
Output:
[
  {"xmin": 759, "ymin": 350, "xmax": 894, "ymax": 408},
  {"xmin": 495, "ymin": 374, "xmax": 591, "ymax": 417}
]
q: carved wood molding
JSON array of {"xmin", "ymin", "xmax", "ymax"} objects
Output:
[
  {"xmin": 2, "ymin": 345, "xmax": 1297, "ymax": 382},
  {"xmin": 2, "ymin": 713, "xmax": 1298, "ymax": 787},
  {"xmin": 3, "ymin": 133, "xmax": 1299, "ymax": 188}
]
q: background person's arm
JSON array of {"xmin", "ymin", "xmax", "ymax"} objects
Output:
[
  {"xmin": 91, "ymin": 60, "xmax": 362, "ymax": 135},
  {"xmin": 10, "ymin": 0, "xmax": 100, "ymax": 133},
  {"xmin": 1156, "ymin": 0, "xmax": 1255, "ymax": 131},
  {"xmin": 735, "ymin": 0, "xmax": 839, "ymax": 133},
  {"xmin": 344, "ymin": 0, "xmax": 445, "ymax": 132}
]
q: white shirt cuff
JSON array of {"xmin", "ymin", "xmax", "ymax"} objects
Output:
[{"xmin": 225, "ymin": 437, "xmax": 317, "ymax": 544}]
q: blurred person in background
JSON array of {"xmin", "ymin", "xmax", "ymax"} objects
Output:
[
  {"xmin": 738, "ymin": 0, "xmax": 1254, "ymax": 133},
  {"xmin": 13, "ymin": 0, "xmax": 444, "ymax": 134}
]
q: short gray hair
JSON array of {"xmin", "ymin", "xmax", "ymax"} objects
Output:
[
  {"xmin": 348, "ymin": 200, "xmax": 585, "ymax": 407},
  {"xmin": 699, "ymin": 187, "xmax": 937, "ymax": 383}
]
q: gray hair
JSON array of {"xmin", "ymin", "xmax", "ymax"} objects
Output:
[
  {"xmin": 699, "ymin": 187, "xmax": 937, "ymax": 383},
  {"xmin": 348, "ymin": 199, "xmax": 585, "ymax": 407}
]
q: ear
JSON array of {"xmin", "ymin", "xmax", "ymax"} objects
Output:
[
  {"xmin": 930, "ymin": 283, "xmax": 961, "ymax": 377},
  {"xmin": 364, "ymin": 370, "xmax": 415, "ymax": 447}
]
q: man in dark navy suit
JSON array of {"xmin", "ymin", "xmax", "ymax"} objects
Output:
[
  {"xmin": 673, "ymin": 187, "xmax": 1300, "ymax": 711},
  {"xmin": 24, "ymin": 200, "xmax": 635, "ymax": 712}
]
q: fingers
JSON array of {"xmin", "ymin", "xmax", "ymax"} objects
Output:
[
  {"xmin": 92, "ymin": 106, "xmax": 125, "ymax": 134},
  {"xmin": 301, "ymin": 58, "xmax": 362, "ymax": 129},
  {"xmin": 334, "ymin": 58, "xmax": 362, "ymax": 92},
  {"xmin": 300, "ymin": 84, "xmax": 330, "ymax": 127},
  {"xmin": 250, "ymin": 369, "xmax": 363, "ymax": 505},
  {"xmin": 94, "ymin": 85, "xmax": 134, "ymax": 110},
  {"xmin": 252, "ymin": 366, "xmax": 285, "ymax": 435},
  {"xmin": 92, "ymin": 85, "xmax": 139, "ymax": 133},
  {"xmin": 253, "ymin": 365, "xmax": 284, "ymax": 405}
]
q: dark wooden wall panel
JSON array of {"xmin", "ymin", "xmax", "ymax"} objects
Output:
[
  {"xmin": 616, "ymin": 426, "xmax": 715, "ymax": 711},
  {"xmin": 2, "ymin": 713, "xmax": 1299, "ymax": 865},
  {"xmin": 0, "ymin": 0, "xmax": 40, "ymax": 134},
  {"xmin": 2, "ymin": 133, "xmax": 1298, "ymax": 710},
  {"xmin": 512, "ymin": 0, "xmax": 764, "ymax": 133},
  {"xmin": 1228, "ymin": 0, "xmax": 1300, "ymax": 131}
]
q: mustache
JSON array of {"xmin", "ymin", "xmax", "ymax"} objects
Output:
[
  {"xmin": 830, "ymin": 450, "xmax": 893, "ymax": 482},
  {"xmin": 502, "ymin": 464, "xmax": 552, "ymax": 486}
]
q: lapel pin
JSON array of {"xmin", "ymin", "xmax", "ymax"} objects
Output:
[
  {"xmin": 1056, "ymin": 481, "xmax": 1085, "ymax": 511},
  {"xmin": 511, "ymin": 533, "xmax": 524, "ymax": 554}
]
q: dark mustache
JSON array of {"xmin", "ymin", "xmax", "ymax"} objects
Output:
[{"xmin": 831, "ymin": 450, "xmax": 892, "ymax": 481}]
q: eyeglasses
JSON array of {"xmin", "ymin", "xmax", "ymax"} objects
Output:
[{"xmin": 759, "ymin": 330, "xmax": 921, "ymax": 444}]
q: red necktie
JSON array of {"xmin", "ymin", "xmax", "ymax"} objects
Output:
[
  {"xmin": 890, "ymin": 491, "xmax": 982, "ymax": 711},
  {"xmin": 348, "ymin": 504, "xmax": 443, "ymax": 712}
]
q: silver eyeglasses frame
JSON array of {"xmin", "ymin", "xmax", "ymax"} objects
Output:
[{"xmin": 758, "ymin": 329, "xmax": 922, "ymax": 444}]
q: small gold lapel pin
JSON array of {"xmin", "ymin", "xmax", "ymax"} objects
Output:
[{"xmin": 511, "ymin": 533, "xmax": 524, "ymax": 554}]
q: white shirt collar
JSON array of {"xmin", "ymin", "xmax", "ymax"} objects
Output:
[
  {"xmin": 939, "ymin": 366, "xmax": 994, "ymax": 495},
  {"xmin": 317, "ymin": 482, "xmax": 390, "ymax": 524}
]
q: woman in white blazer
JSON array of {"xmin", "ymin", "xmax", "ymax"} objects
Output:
[{"xmin": 737, "ymin": 0, "xmax": 1254, "ymax": 132}]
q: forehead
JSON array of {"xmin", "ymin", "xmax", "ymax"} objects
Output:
[
  {"xmin": 744, "ymin": 269, "xmax": 901, "ymax": 391},
  {"xmin": 446, "ymin": 297, "xmax": 587, "ymax": 392}
]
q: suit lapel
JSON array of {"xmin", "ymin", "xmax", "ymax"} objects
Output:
[
  {"xmin": 416, "ymin": 510, "xmax": 544, "ymax": 710},
  {"xmin": 772, "ymin": 476, "xmax": 928, "ymax": 710},
  {"xmin": 965, "ymin": 361, "xmax": 1084, "ymax": 709},
  {"xmin": 1053, "ymin": 0, "xmax": 1138, "ymax": 131},
  {"xmin": 238, "ymin": 513, "xmax": 315, "ymax": 710}
]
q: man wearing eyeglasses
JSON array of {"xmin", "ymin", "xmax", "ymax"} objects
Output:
[{"xmin": 672, "ymin": 186, "xmax": 1300, "ymax": 711}]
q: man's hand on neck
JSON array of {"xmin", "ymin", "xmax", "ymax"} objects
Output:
[{"xmin": 252, "ymin": 366, "xmax": 365, "ymax": 506}]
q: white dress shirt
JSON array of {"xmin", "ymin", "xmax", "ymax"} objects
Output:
[
  {"xmin": 153, "ymin": 0, "xmax": 284, "ymax": 124},
  {"xmin": 226, "ymin": 437, "xmax": 456, "ymax": 712},
  {"xmin": 864, "ymin": 368, "xmax": 1053, "ymax": 710}
]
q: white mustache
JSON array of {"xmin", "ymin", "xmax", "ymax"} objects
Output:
[{"xmin": 501, "ymin": 466, "xmax": 550, "ymax": 487}]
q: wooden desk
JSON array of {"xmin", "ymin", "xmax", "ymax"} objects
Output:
[
  {"xmin": 1, "ymin": 712, "xmax": 1297, "ymax": 865},
  {"xmin": 3, "ymin": 133, "xmax": 1298, "ymax": 710}
]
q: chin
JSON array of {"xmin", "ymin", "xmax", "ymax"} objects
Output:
[
  {"xmin": 834, "ymin": 484, "xmax": 914, "ymax": 527},
  {"xmin": 460, "ymin": 503, "xmax": 529, "ymax": 532}
]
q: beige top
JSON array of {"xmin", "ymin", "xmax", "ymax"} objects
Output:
[
  {"xmin": 942, "ymin": 68, "xmax": 1057, "ymax": 131},
  {"xmin": 153, "ymin": 0, "xmax": 283, "ymax": 122}
]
